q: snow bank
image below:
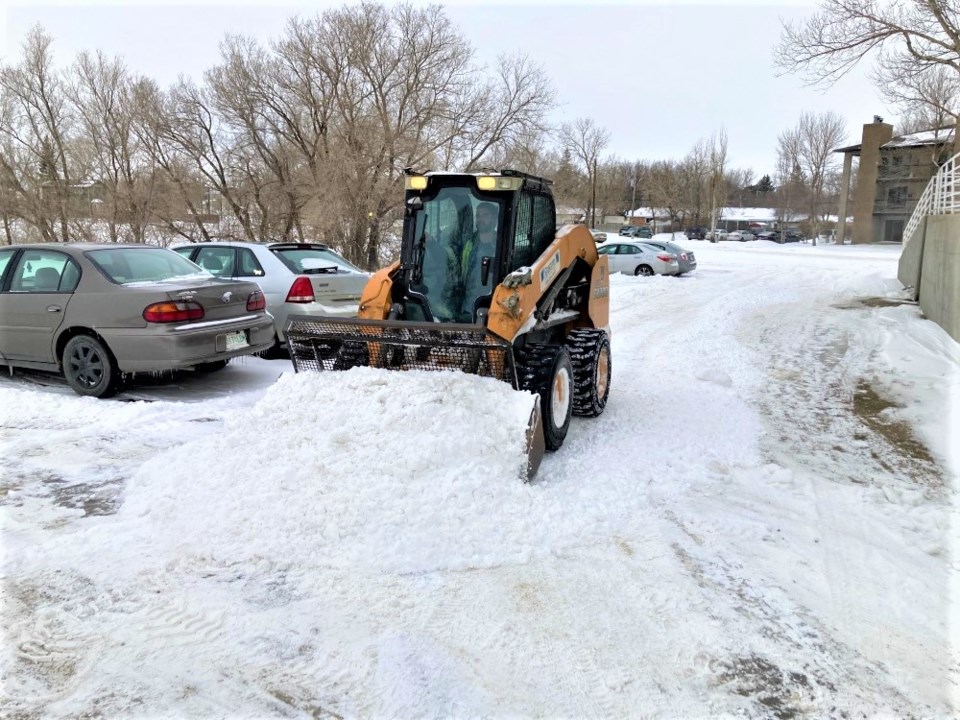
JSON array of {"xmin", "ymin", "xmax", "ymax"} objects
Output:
[{"xmin": 105, "ymin": 369, "xmax": 548, "ymax": 573}]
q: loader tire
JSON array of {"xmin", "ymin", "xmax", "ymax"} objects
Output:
[
  {"xmin": 516, "ymin": 345, "xmax": 573, "ymax": 452},
  {"xmin": 566, "ymin": 328, "xmax": 611, "ymax": 418}
]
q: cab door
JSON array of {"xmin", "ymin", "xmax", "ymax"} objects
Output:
[{"xmin": 0, "ymin": 249, "xmax": 80, "ymax": 365}]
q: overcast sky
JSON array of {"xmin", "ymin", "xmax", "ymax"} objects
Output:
[{"xmin": 0, "ymin": 0, "xmax": 897, "ymax": 178}]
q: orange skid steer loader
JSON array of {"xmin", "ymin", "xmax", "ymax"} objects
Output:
[{"xmin": 285, "ymin": 170, "xmax": 611, "ymax": 479}]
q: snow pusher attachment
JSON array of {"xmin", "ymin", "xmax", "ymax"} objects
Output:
[{"xmin": 285, "ymin": 169, "xmax": 611, "ymax": 480}]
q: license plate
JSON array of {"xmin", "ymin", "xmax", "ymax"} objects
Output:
[{"xmin": 223, "ymin": 330, "xmax": 248, "ymax": 352}]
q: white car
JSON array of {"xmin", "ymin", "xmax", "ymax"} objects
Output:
[
  {"xmin": 597, "ymin": 241, "xmax": 680, "ymax": 276},
  {"xmin": 706, "ymin": 228, "xmax": 728, "ymax": 241},
  {"xmin": 174, "ymin": 241, "xmax": 369, "ymax": 354},
  {"xmin": 727, "ymin": 230, "xmax": 757, "ymax": 242}
]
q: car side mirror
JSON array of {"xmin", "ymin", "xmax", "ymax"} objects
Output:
[{"xmin": 480, "ymin": 256, "xmax": 492, "ymax": 286}]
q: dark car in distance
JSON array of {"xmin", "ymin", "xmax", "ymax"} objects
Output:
[{"xmin": 684, "ymin": 227, "xmax": 707, "ymax": 240}]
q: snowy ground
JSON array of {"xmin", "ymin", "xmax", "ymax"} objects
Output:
[{"xmin": 2, "ymin": 237, "xmax": 958, "ymax": 718}]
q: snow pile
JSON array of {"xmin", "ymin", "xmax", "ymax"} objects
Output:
[{"xmin": 33, "ymin": 367, "xmax": 641, "ymax": 577}]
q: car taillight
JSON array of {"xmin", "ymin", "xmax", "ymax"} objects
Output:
[
  {"xmin": 246, "ymin": 290, "xmax": 266, "ymax": 311},
  {"xmin": 657, "ymin": 255, "xmax": 674, "ymax": 262},
  {"xmin": 285, "ymin": 277, "xmax": 315, "ymax": 303},
  {"xmin": 143, "ymin": 301, "xmax": 205, "ymax": 323}
]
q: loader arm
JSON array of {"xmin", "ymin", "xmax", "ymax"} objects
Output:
[{"xmin": 487, "ymin": 224, "xmax": 610, "ymax": 343}]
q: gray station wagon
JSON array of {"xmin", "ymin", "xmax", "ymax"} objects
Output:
[{"xmin": 0, "ymin": 244, "xmax": 276, "ymax": 397}]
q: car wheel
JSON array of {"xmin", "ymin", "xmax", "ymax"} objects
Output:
[
  {"xmin": 635, "ymin": 265, "xmax": 654, "ymax": 276},
  {"xmin": 260, "ymin": 341, "xmax": 289, "ymax": 360},
  {"xmin": 62, "ymin": 334, "xmax": 120, "ymax": 398},
  {"xmin": 565, "ymin": 328, "xmax": 610, "ymax": 418}
]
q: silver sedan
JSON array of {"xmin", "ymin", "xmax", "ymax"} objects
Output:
[
  {"xmin": 596, "ymin": 241, "xmax": 680, "ymax": 276},
  {"xmin": 0, "ymin": 244, "xmax": 275, "ymax": 397},
  {"xmin": 174, "ymin": 241, "xmax": 369, "ymax": 354}
]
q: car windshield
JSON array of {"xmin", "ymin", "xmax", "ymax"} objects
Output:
[
  {"xmin": 272, "ymin": 247, "xmax": 361, "ymax": 274},
  {"xmin": 86, "ymin": 248, "xmax": 212, "ymax": 284}
]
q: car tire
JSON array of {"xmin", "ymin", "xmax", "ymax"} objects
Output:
[
  {"xmin": 565, "ymin": 329, "xmax": 610, "ymax": 418},
  {"xmin": 62, "ymin": 334, "xmax": 120, "ymax": 398},
  {"xmin": 260, "ymin": 341, "xmax": 289, "ymax": 360},
  {"xmin": 635, "ymin": 265, "xmax": 654, "ymax": 276},
  {"xmin": 516, "ymin": 345, "xmax": 573, "ymax": 452}
]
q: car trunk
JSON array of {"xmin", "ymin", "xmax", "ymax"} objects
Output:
[
  {"xmin": 306, "ymin": 272, "xmax": 367, "ymax": 306},
  {"xmin": 161, "ymin": 279, "xmax": 262, "ymax": 322}
]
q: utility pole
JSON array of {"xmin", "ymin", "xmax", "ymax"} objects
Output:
[{"xmin": 591, "ymin": 158, "xmax": 598, "ymax": 228}]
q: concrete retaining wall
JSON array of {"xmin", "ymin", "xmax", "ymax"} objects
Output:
[{"xmin": 903, "ymin": 215, "xmax": 960, "ymax": 343}]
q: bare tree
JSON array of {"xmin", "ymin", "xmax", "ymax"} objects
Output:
[
  {"xmin": 776, "ymin": 0, "xmax": 960, "ymax": 152},
  {"xmin": 68, "ymin": 51, "xmax": 161, "ymax": 243},
  {"xmin": 877, "ymin": 64, "xmax": 959, "ymax": 146},
  {"xmin": 560, "ymin": 118, "xmax": 610, "ymax": 227},
  {"xmin": 707, "ymin": 129, "xmax": 728, "ymax": 240},
  {"xmin": 777, "ymin": 112, "xmax": 847, "ymax": 243},
  {"xmin": 0, "ymin": 26, "xmax": 77, "ymax": 242}
]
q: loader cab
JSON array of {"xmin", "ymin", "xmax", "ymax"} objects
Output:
[{"xmin": 400, "ymin": 171, "xmax": 556, "ymax": 324}]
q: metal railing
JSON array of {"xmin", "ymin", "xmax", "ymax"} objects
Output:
[{"xmin": 903, "ymin": 151, "xmax": 960, "ymax": 244}]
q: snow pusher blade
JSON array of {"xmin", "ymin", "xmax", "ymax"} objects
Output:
[{"xmin": 285, "ymin": 314, "xmax": 546, "ymax": 480}]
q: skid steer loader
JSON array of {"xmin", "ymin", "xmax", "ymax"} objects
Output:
[{"xmin": 285, "ymin": 170, "xmax": 611, "ymax": 479}]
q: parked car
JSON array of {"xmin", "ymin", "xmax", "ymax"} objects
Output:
[
  {"xmin": 727, "ymin": 230, "xmax": 757, "ymax": 242},
  {"xmin": 173, "ymin": 241, "xmax": 368, "ymax": 355},
  {"xmin": 596, "ymin": 241, "xmax": 680, "ymax": 276},
  {"xmin": 618, "ymin": 226, "xmax": 633, "ymax": 236},
  {"xmin": 755, "ymin": 230, "xmax": 778, "ymax": 241},
  {"xmin": 590, "ymin": 229, "xmax": 608, "ymax": 244},
  {"xmin": 684, "ymin": 226, "xmax": 708, "ymax": 240},
  {"xmin": 619, "ymin": 226, "xmax": 653, "ymax": 239},
  {"xmin": 0, "ymin": 244, "xmax": 275, "ymax": 397},
  {"xmin": 774, "ymin": 230, "xmax": 805, "ymax": 244},
  {"xmin": 706, "ymin": 228, "xmax": 729, "ymax": 241},
  {"xmin": 640, "ymin": 239, "xmax": 697, "ymax": 275}
]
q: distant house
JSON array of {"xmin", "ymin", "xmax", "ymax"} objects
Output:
[
  {"xmin": 834, "ymin": 118, "xmax": 954, "ymax": 243},
  {"xmin": 556, "ymin": 206, "xmax": 585, "ymax": 225}
]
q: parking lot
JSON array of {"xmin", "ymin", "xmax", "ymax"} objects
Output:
[{"xmin": 1, "ymin": 239, "xmax": 955, "ymax": 718}]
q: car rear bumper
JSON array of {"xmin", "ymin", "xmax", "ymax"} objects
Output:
[
  {"xmin": 101, "ymin": 313, "xmax": 276, "ymax": 372},
  {"xmin": 272, "ymin": 302, "xmax": 361, "ymax": 344}
]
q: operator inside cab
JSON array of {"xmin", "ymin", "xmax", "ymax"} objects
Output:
[{"xmin": 419, "ymin": 197, "xmax": 500, "ymax": 323}]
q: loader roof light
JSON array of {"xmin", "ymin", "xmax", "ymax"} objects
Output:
[
  {"xmin": 405, "ymin": 175, "xmax": 428, "ymax": 190},
  {"xmin": 476, "ymin": 175, "xmax": 523, "ymax": 191}
]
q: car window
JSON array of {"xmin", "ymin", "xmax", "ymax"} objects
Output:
[
  {"xmin": 238, "ymin": 248, "xmax": 265, "ymax": 277},
  {"xmin": 272, "ymin": 247, "xmax": 361, "ymax": 274},
  {"xmin": 9, "ymin": 250, "xmax": 78, "ymax": 293},
  {"xmin": 597, "ymin": 245, "xmax": 616, "ymax": 255},
  {"xmin": 620, "ymin": 245, "xmax": 640, "ymax": 255},
  {"xmin": 195, "ymin": 247, "xmax": 236, "ymax": 277},
  {"xmin": 0, "ymin": 249, "xmax": 15, "ymax": 289},
  {"xmin": 172, "ymin": 246, "xmax": 196, "ymax": 260},
  {"xmin": 86, "ymin": 248, "xmax": 212, "ymax": 284}
]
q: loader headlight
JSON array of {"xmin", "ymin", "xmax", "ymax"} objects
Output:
[
  {"xmin": 405, "ymin": 176, "xmax": 428, "ymax": 190},
  {"xmin": 477, "ymin": 176, "xmax": 523, "ymax": 191}
]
